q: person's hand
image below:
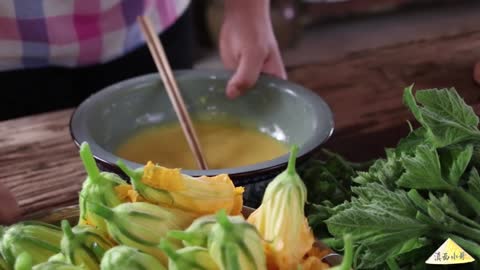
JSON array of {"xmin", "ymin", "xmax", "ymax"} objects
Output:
[
  {"xmin": 220, "ymin": 0, "xmax": 287, "ymax": 99},
  {"xmin": 0, "ymin": 182, "xmax": 20, "ymax": 224}
]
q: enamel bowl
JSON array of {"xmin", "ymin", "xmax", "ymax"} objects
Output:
[{"xmin": 69, "ymin": 70, "xmax": 334, "ymax": 207}]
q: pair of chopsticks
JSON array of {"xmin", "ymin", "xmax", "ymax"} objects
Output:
[{"xmin": 138, "ymin": 16, "xmax": 209, "ymax": 170}]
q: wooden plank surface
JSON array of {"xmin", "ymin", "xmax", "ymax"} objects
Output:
[
  {"xmin": 288, "ymin": 30, "xmax": 480, "ymax": 161},
  {"xmin": 0, "ymin": 109, "xmax": 85, "ymax": 215},
  {"xmin": 303, "ymin": 0, "xmax": 458, "ymax": 20},
  {"xmin": 1, "ymin": 29, "xmax": 480, "ymax": 216}
]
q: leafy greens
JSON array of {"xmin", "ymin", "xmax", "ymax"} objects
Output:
[{"xmin": 307, "ymin": 85, "xmax": 480, "ymax": 269}]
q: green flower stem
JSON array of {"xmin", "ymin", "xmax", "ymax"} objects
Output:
[
  {"xmin": 87, "ymin": 201, "xmax": 114, "ymax": 221},
  {"xmin": 287, "ymin": 145, "xmax": 299, "ymax": 176},
  {"xmin": 61, "ymin": 220, "xmax": 75, "ymax": 241},
  {"xmin": 158, "ymin": 239, "xmax": 180, "ymax": 261},
  {"xmin": 79, "ymin": 143, "xmax": 100, "ymax": 182}
]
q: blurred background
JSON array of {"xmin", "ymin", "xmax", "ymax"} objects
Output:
[
  {"xmin": 190, "ymin": 0, "xmax": 478, "ymax": 68},
  {"xmin": 189, "ymin": 0, "xmax": 480, "ymax": 161}
]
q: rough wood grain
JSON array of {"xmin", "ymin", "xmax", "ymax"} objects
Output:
[
  {"xmin": 288, "ymin": 30, "xmax": 480, "ymax": 161},
  {"xmin": 1, "ymin": 30, "xmax": 479, "ymax": 217},
  {"xmin": 0, "ymin": 109, "xmax": 84, "ymax": 215},
  {"xmin": 304, "ymin": 0, "xmax": 452, "ymax": 19}
]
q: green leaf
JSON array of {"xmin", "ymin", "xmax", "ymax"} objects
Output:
[
  {"xmin": 468, "ymin": 168, "xmax": 480, "ymax": 198},
  {"xmin": 305, "ymin": 171, "xmax": 338, "ymax": 204},
  {"xmin": 326, "ymin": 184, "xmax": 426, "ymax": 236},
  {"xmin": 320, "ymin": 150, "xmax": 357, "ymax": 178},
  {"xmin": 395, "ymin": 127, "xmax": 427, "ymax": 155},
  {"xmin": 403, "ymin": 87, "xmax": 480, "ymax": 148},
  {"xmin": 403, "ymin": 85, "xmax": 425, "ymax": 125},
  {"xmin": 307, "ymin": 201, "xmax": 346, "ymax": 238},
  {"xmin": 434, "ymin": 193, "xmax": 459, "ymax": 214},
  {"xmin": 354, "ymin": 234, "xmax": 428, "ymax": 269},
  {"xmin": 299, "ymin": 150, "xmax": 366, "ymax": 205},
  {"xmin": 313, "ymin": 87, "xmax": 480, "ymax": 270},
  {"xmin": 469, "ymin": 142, "xmax": 480, "ymax": 167},
  {"xmin": 325, "ymin": 184, "xmax": 429, "ymax": 269},
  {"xmin": 353, "ymin": 184, "xmax": 419, "ymax": 218},
  {"xmin": 354, "ymin": 149, "xmax": 403, "ymax": 190},
  {"xmin": 416, "ymin": 88, "xmax": 478, "ymax": 128},
  {"xmin": 397, "ymin": 144, "xmax": 452, "ymax": 190},
  {"xmin": 438, "ymin": 144, "xmax": 473, "ymax": 185},
  {"xmin": 394, "ymin": 242, "xmax": 435, "ymax": 270}
]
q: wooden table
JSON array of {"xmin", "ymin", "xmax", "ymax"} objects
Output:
[
  {"xmin": 2, "ymin": 29, "xmax": 480, "ymax": 217},
  {"xmin": 288, "ymin": 30, "xmax": 480, "ymax": 161},
  {"xmin": 0, "ymin": 109, "xmax": 84, "ymax": 215}
]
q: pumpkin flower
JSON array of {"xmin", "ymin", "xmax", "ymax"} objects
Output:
[
  {"xmin": 117, "ymin": 160, "xmax": 243, "ymax": 215},
  {"xmin": 247, "ymin": 145, "xmax": 315, "ymax": 270}
]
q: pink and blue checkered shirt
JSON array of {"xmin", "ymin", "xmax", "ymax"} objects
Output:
[{"xmin": 0, "ymin": 0, "xmax": 190, "ymax": 71}]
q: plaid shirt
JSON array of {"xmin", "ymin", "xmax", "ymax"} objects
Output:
[{"xmin": 0, "ymin": 0, "xmax": 190, "ymax": 71}]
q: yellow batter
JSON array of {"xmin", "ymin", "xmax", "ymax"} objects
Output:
[{"xmin": 116, "ymin": 119, "xmax": 288, "ymax": 170}]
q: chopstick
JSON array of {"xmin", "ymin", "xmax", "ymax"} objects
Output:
[{"xmin": 138, "ymin": 16, "xmax": 209, "ymax": 170}]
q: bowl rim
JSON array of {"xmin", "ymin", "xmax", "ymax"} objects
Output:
[{"xmin": 69, "ymin": 69, "xmax": 335, "ymax": 177}]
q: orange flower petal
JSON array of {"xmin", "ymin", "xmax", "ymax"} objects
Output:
[
  {"xmin": 142, "ymin": 161, "xmax": 185, "ymax": 191},
  {"xmin": 114, "ymin": 184, "xmax": 133, "ymax": 202}
]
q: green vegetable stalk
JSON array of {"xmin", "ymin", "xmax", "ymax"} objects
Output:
[
  {"xmin": 329, "ymin": 234, "xmax": 353, "ymax": 270},
  {"xmin": 406, "ymin": 191, "xmax": 480, "ymax": 259},
  {"xmin": 397, "ymin": 144, "xmax": 480, "ymax": 216}
]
